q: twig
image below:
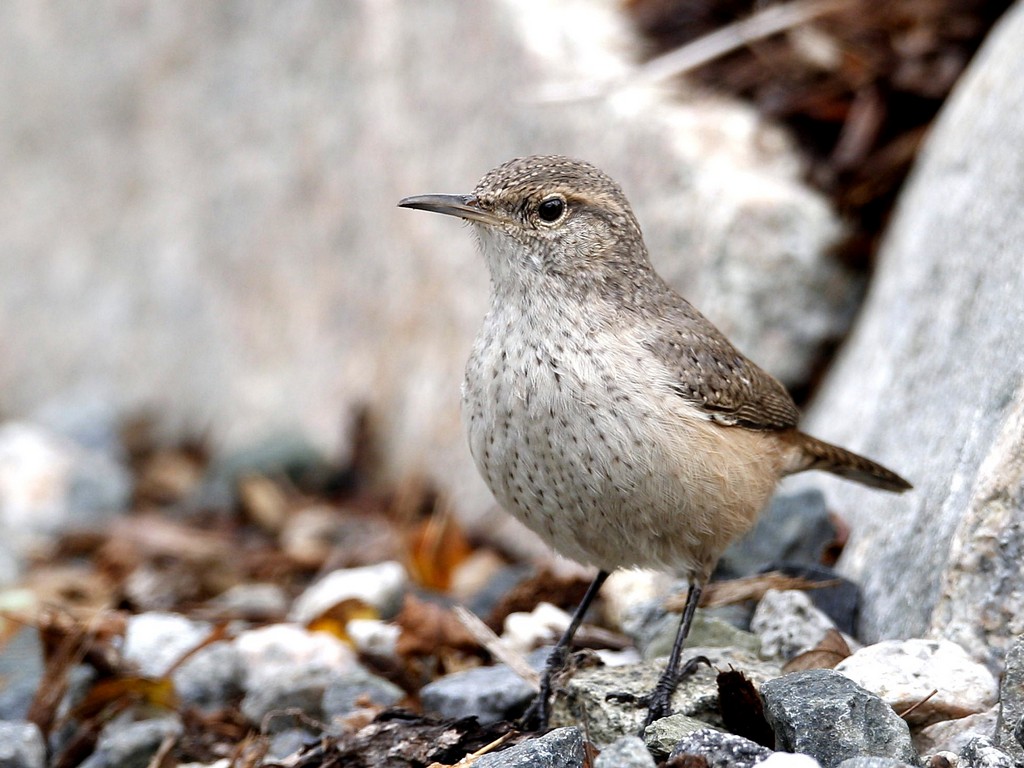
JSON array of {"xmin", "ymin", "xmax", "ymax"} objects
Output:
[
  {"xmin": 897, "ymin": 688, "xmax": 939, "ymax": 719},
  {"xmin": 665, "ymin": 571, "xmax": 840, "ymax": 612},
  {"xmin": 535, "ymin": 0, "xmax": 850, "ymax": 104},
  {"xmin": 634, "ymin": 0, "xmax": 849, "ymax": 85},
  {"xmin": 452, "ymin": 605, "xmax": 540, "ymax": 690}
]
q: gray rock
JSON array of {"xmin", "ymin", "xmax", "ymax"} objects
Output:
[
  {"xmin": 760, "ymin": 669, "xmax": 919, "ymax": 768},
  {"xmin": 172, "ymin": 640, "xmax": 245, "ymax": 710},
  {"xmin": 716, "ymin": 489, "xmax": 835, "ymax": 579},
  {"xmin": 345, "ymin": 618, "xmax": 401, "ymax": 660},
  {"xmin": 994, "ymin": 631, "xmax": 1024, "ymax": 762},
  {"xmin": 212, "ymin": 434, "xmax": 334, "ymax": 491},
  {"xmin": 643, "ymin": 609, "xmax": 762, "ymax": 660},
  {"xmin": 0, "ymin": 421, "xmax": 131, "ymax": 567},
  {"xmin": 836, "ymin": 639, "xmax": 997, "ymax": 727},
  {"xmin": 751, "ymin": 589, "xmax": 840, "ymax": 661},
  {"xmin": 123, "ymin": 612, "xmax": 212, "ymax": 678},
  {"xmin": 644, "ymin": 715, "xmax": 718, "ymax": 759},
  {"xmin": 668, "ymin": 727, "xmax": 773, "ymax": 768},
  {"xmin": 208, "ymin": 582, "xmax": 288, "ymax": 620},
  {"xmin": 0, "ymin": 1, "xmax": 850, "ymax": 546},
  {"xmin": 266, "ymin": 728, "xmax": 319, "ymax": 761},
  {"xmin": 48, "ymin": 665, "xmax": 98, "ymax": 756},
  {"xmin": 914, "ymin": 707, "xmax": 998, "ymax": 757},
  {"xmin": 31, "ymin": 395, "xmax": 126, "ymax": 458},
  {"xmin": 123, "ymin": 612, "xmax": 246, "ymax": 710},
  {"xmin": 419, "ymin": 665, "xmax": 532, "ymax": 724},
  {"xmin": 474, "ymin": 726, "xmax": 585, "ymax": 768},
  {"xmin": 767, "ymin": 564, "xmax": 861, "ymax": 637},
  {"xmin": 234, "ymin": 623, "xmax": 359, "ymax": 727},
  {"xmin": 595, "ymin": 735, "xmax": 656, "ymax": 768},
  {"xmin": 241, "ymin": 664, "xmax": 336, "ymax": 730},
  {"xmin": 550, "ymin": 647, "xmax": 781, "ymax": 748},
  {"xmin": 836, "ymin": 759, "xmax": 917, "ymax": 768},
  {"xmin": 760, "ymin": 756, "xmax": 825, "ymax": 768},
  {"xmin": 321, "ymin": 666, "xmax": 404, "ymax": 717},
  {"xmin": 78, "ymin": 716, "xmax": 183, "ymax": 768},
  {"xmin": 0, "ymin": 625, "xmax": 43, "ymax": 721},
  {"xmin": 0, "ymin": 542, "xmax": 19, "ymax": 587},
  {"xmin": 959, "ymin": 736, "xmax": 1014, "ymax": 768},
  {"xmin": 787, "ymin": 1, "xmax": 1024, "ymax": 663},
  {"xmin": 419, "ymin": 650, "xmax": 546, "ymax": 724},
  {"xmin": 0, "ymin": 721, "xmax": 45, "ymax": 768},
  {"xmin": 465, "ymin": 562, "xmax": 534, "ymax": 621}
]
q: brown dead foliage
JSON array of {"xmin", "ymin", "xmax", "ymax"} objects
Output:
[
  {"xmin": 783, "ymin": 627, "xmax": 853, "ymax": 671},
  {"xmin": 394, "ymin": 595, "xmax": 489, "ymax": 684},
  {"xmin": 626, "ymin": 0, "xmax": 1012, "ymax": 269},
  {"xmin": 717, "ymin": 667, "xmax": 775, "ymax": 747},
  {"xmin": 485, "ymin": 568, "xmax": 595, "ymax": 632},
  {"xmin": 1, "ymin": 421, "xmax": 538, "ymax": 764},
  {"xmin": 275, "ymin": 710, "xmax": 516, "ymax": 768}
]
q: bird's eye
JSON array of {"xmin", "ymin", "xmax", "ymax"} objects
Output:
[{"xmin": 537, "ymin": 196, "xmax": 566, "ymax": 223}]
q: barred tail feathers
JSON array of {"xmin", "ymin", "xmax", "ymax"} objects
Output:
[{"xmin": 784, "ymin": 432, "xmax": 912, "ymax": 492}]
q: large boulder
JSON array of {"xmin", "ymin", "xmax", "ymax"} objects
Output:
[
  {"xmin": 0, "ymin": 1, "xmax": 849, "ymax": 537},
  {"xmin": 793, "ymin": 1, "xmax": 1024, "ymax": 665}
]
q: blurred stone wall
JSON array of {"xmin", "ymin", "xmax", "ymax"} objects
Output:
[{"xmin": 0, "ymin": 0, "xmax": 850, "ymax": 530}]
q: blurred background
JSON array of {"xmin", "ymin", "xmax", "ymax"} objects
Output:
[
  {"xmin": 1, "ymin": 0, "xmax": 1022, "ymax": 648},
  {"xmin": 3, "ymin": 1, "xmax": 1024, "ymax": 763}
]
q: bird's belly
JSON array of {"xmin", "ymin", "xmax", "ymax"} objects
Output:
[{"xmin": 462, "ymin": 341, "xmax": 783, "ymax": 578}]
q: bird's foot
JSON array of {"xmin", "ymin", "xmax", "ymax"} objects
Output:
[
  {"xmin": 517, "ymin": 690, "xmax": 551, "ymax": 733},
  {"xmin": 516, "ymin": 645, "xmax": 569, "ymax": 732},
  {"xmin": 623, "ymin": 655, "xmax": 711, "ymax": 735},
  {"xmin": 605, "ymin": 690, "xmax": 646, "ymax": 706}
]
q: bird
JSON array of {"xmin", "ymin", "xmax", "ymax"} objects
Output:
[{"xmin": 398, "ymin": 155, "xmax": 910, "ymax": 732}]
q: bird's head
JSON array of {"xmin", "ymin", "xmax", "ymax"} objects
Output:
[{"xmin": 399, "ymin": 155, "xmax": 653, "ymax": 296}]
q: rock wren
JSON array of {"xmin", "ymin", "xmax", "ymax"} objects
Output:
[{"xmin": 398, "ymin": 155, "xmax": 910, "ymax": 731}]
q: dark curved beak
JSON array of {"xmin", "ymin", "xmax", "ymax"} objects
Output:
[{"xmin": 397, "ymin": 193, "xmax": 499, "ymax": 225}]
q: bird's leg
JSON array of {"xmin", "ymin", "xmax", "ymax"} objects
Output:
[
  {"xmin": 518, "ymin": 569, "xmax": 609, "ymax": 732},
  {"xmin": 640, "ymin": 580, "xmax": 707, "ymax": 733}
]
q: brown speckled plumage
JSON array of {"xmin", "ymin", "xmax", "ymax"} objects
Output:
[{"xmin": 398, "ymin": 155, "xmax": 910, "ymax": 728}]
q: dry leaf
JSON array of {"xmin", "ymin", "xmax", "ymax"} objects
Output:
[
  {"xmin": 307, "ymin": 598, "xmax": 379, "ymax": 644},
  {"xmin": 404, "ymin": 509, "xmax": 472, "ymax": 591},
  {"xmin": 395, "ymin": 595, "xmax": 482, "ymax": 660},
  {"xmin": 238, "ymin": 473, "xmax": 291, "ymax": 533},
  {"xmin": 677, "ymin": 572, "xmax": 840, "ymax": 611},
  {"xmin": 72, "ymin": 676, "xmax": 179, "ymax": 721},
  {"xmin": 486, "ymin": 569, "xmax": 593, "ymax": 630},
  {"xmin": 717, "ymin": 668, "xmax": 774, "ymax": 747},
  {"xmin": 783, "ymin": 628, "xmax": 853, "ymax": 672}
]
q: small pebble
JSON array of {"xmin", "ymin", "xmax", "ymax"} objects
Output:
[
  {"xmin": 836, "ymin": 639, "xmax": 997, "ymax": 726},
  {"xmin": 474, "ymin": 726, "xmax": 584, "ymax": 768},
  {"xmin": 502, "ymin": 602, "xmax": 570, "ymax": 653},
  {"xmin": 0, "ymin": 721, "xmax": 45, "ymax": 768},
  {"xmin": 289, "ymin": 561, "xmax": 407, "ymax": 623},
  {"xmin": 346, "ymin": 618, "xmax": 401, "ymax": 658},
  {"xmin": 208, "ymin": 582, "xmax": 288, "ymax": 620},
  {"xmin": 751, "ymin": 589, "xmax": 841, "ymax": 660},
  {"xmin": 959, "ymin": 736, "xmax": 1015, "ymax": 768},
  {"xmin": 77, "ymin": 716, "xmax": 182, "ymax": 768},
  {"xmin": 235, "ymin": 623, "xmax": 358, "ymax": 727},
  {"xmin": 667, "ymin": 727, "xmax": 772, "ymax": 768},
  {"xmin": 595, "ymin": 735, "xmax": 655, "ymax": 768},
  {"xmin": 914, "ymin": 707, "xmax": 998, "ymax": 756},
  {"xmin": 123, "ymin": 612, "xmax": 212, "ymax": 678}
]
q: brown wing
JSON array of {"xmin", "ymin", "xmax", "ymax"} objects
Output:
[{"xmin": 640, "ymin": 298, "xmax": 800, "ymax": 431}]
